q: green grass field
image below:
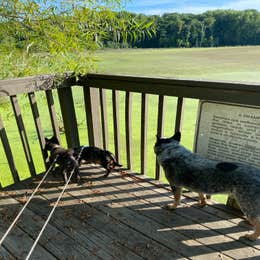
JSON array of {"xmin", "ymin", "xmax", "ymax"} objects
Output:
[{"xmin": 1, "ymin": 46, "xmax": 260, "ymax": 203}]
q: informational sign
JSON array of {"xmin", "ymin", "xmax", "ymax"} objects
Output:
[{"xmin": 194, "ymin": 101, "xmax": 260, "ymax": 168}]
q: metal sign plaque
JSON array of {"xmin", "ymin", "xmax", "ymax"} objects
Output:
[{"xmin": 194, "ymin": 101, "xmax": 260, "ymax": 168}]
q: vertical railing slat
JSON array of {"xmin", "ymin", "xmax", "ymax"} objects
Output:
[
  {"xmin": 45, "ymin": 90, "xmax": 61, "ymax": 143},
  {"xmin": 10, "ymin": 95, "xmax": 36, "ymax": 176},
  {"xmin": 84, "ymin": 86, "xmax": 102, "ymax": 147},
  {"xmin": 0, "ymin": 115, "xmax": 19, "ymax": 183},
  {"xmin": 28, "ymin": 92, "xmax": 48, "ymax": 168},
  {"xmin": 57, "ymin": 87, "xmax": 80, "ymax": 148},
  {"xmin": 112, "ymin": 90, "xmax": 120, "ymax": 162},
  {"xmin": 155, "ymin": 95, "xmax": 165, "ymax": 180},
  {"xmin": 125, "ymin": 91, "xmax": 133, "ymax": 170},
  {"xmin": 175, "ymin": 97, "xmax": 185, "ymax": 133},
  {"xmin": 141, "ymin": 93, "xmax": 148, "ymax": 175},
  {"xmin": 99, "ymin": 88, "xmax": 108, "ymax": 150}
]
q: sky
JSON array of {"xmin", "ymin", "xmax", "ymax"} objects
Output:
[{"xmin": 123, "ymin": 0, "xmax": 260, "ymax": 15}]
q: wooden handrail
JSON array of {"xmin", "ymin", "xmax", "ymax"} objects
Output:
[{"xmin": 1, "ymin": 72, "xmax": 260, "ymax": 198}]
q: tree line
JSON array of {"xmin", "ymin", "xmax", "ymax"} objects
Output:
[{"xmin": 108, "ymin": 9, "xmax": 260, "ymax": 48}]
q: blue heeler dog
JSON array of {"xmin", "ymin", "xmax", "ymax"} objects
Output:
[{"xmin": 154, "ymin": 132, "xmax": 260, "ymax": 241}]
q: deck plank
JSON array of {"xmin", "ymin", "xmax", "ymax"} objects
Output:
[
  {"xmin": 0, "ymin": 246, "xmax": 13, "ymax": 260},
  {"xmin": 131, "ymin": 176, "xmax": 260, "ymax": 250},
  {"xmin": 5, "ymin": 183, "xmax": 140, "ymax": 260},
  {"xmin": 62, "ymin": 168, "xmax": 232, "ymax": 260},
  {"xmin": 104, "ymin": 172, "xmax": 260, "ymax": 259},
  {"xmin": 1, "ymin": 166, "xmax": 260, "ymax": 259},
  {"xmin": 9, "ymin": 175, "xmax": 184, "ymax": 260},
  {"xmin": 0, "ymin": 195, "xmax": 56, "ymax": 260}
]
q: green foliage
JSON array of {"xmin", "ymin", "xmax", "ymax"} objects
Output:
[
  {"xmin": 0, "ymin": 0, "xmax": 154, "ymax": 78},
  {"xmin": 128, "ymin": 10, "xmax": 260, "ymax": 48}
]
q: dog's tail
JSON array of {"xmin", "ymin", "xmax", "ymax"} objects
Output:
[
  {"xmin": 114, "ymin": 161, "xmax": 122, "ymax": 167},
  {"xmin": 108, "ymin": 152, "xmax": 122, "ymax": 167}
]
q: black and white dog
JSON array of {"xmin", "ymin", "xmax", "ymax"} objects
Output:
[
  {"xmin": 74, "ymin": 146, "xmax": 122, "ymax": 177},
  {"xmin": 154, "ymin": 132, "xmax": 260, "ymax": 241},
  {"xmin": 44, "ymin": 136, "xmax": 122, "ymax": 181}
]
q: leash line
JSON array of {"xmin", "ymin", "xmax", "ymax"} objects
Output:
[
  {"xmin": 25, "ymin": 165, "xmax": 76, "ymax": 260},
  {"xmin": 1, "ymin": 146, "xmax": 84, "ymax": 257},
  {"xmin": 0, "ymin": 156, "xmax": 58, "ymax": 247},
  {"xmin": 25, "ymin": 146, "xmax": 84, "ymax": 259}
]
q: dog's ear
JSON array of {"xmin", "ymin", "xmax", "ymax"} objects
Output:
[
  {"xmin": 171, "ymin": 132, "xmax": 181, "ymax": 142},
  {"xmin": 50, "ymin": 135, "xmax": 59, "ymax": 144},
  {"xmin": 156, "ymin": 134, "xmax": 160, "ymax": 142}
]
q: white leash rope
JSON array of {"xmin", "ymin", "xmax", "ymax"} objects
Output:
[
  {"xmin": 25, "ymin": 165, "xmax": 76, "ymax": 260},
  {"xmin": 0, "ymin": 156, "xmax": 58, "ymax": 247},
  {"xmin": 26, "ymin": 146, "xmax": 84, "ymax": 259}
]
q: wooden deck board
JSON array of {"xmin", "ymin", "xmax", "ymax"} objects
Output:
[{"xmin": 1, "ymin": 166, "xmax": 260, "ymax": 259}]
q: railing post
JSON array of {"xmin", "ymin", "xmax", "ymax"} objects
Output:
[
  {"xmin": 141, "ymin": 93, "xmax": 148, "ymax": 175},
  {"xmin": 57, "ymin": 81, "xmax": 80, "ymax": 148},
  {"xmin": 99, "ymin": 89, "xmax": 108, "ymax": 150},
  {"xmin": 10, "ymin": 95, "xmax": 36, "ymax": 176},
  {"xmin": 28, "ymin": 92, "xmax": 48, "ymax": 168},
  {"xmin": 112, "ymin": 90, "xmax": 121, "ymax": 162},
  {"xmin": 125, "ymin": 92, "xmax": 133, "ymax": 170},
  {"xmin": 45, "ymin": 90, "xmax": 61, "ymax": 143},
  {"xmin": 83, "ymin": 86, "xmax": 102, "ymax": 148},
  {"xmin": 155, "ymin": 95, "xmax": 165, "ymax": 180},
  {"xmin": 0, "ymin": 115, "xmax": 19, "ymax": 183},
  {"xmin": 175, "ymin": 97, "xmax": 185, "ymax": 133}
]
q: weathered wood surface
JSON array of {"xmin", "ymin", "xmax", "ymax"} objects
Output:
[
  {"xmin": 0, "ymin": 73, "xmax": 76, "ymax": 97},
  {"xmin": 99, "ymin": 88, "xmax": 109, "ymax": 150},
  {"xmin": 45, "ymin": 90, "xmax": 61, "ymax": 143},
  {"xmin": 155, "ymin": 95, "xmax": 165, "ymax": 180},
  {"xmin": 175, "ymin": 97, "xmax": 185, "ymax": 133},
  {"xmin": 141, "ymin": 93, "xmax": 148, "ymax": 175},
  {"xmin": 86, "ymin": 73, "xmax": 260, "ymax": 106},
  {"xmin": 2, "ymin": 72, "xmax": 260, "ymax": 107},
  {"xmin": 1, "ymin": 167, "xmax": 260, "ymax": 259},
  {"xmin": 0, "ymin": 115, "xmax": 19, "ymax": 183},
  {"xmin": 112, "ymin": 90, "xmax": 121, "ymax": 162},
  {"xmin": 28, "ymin": 92, "xmax": 47, "ymax": 167},
  {"xmin": 84, "ymin": 86, "xmax": 102, "ymax": 148},
  {"xmin": 0, "ymin": 75, "xmax": 56, "ymax": 97},
  {"xmin": 125, "ymin": 91, "xmax": 133, "ymax": 170},
  {"xmin": 57, "ymin": 86, "xmax": 80, "ymax": 148},
  {"xmin": 10, "ymin": 95, "xmax": 36, "ymax": 177}
]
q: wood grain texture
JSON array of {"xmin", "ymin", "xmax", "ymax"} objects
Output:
[
  {"xmin": 57, "ymin": 86, "xmax": 79, "ymax": 148},
  {"xmin": 10, "ymin": 95, "xmax": 36, "ymax": 176},
  {"xmin": 45, "ymin": 90, "xmax": 61, "ymax": 143},
  {"xmin": 125, "ymin": 91, "xmax": 133, "ymax": 170},
  {"xmin": 99, "ymin": 88, "xmax": 108, "ymax": 150},
  {"xmin": 141, "ymin": 93, "xmax": 148, "ymax": 175},
  {"xmin": 2, "ymin": 167, "xmax": 259, "ymax": 259},
  {"xmin": 0, "ymin": 115, "xmax": 19, "ymax": 183},
  {"xmin": 83, "ymin": 86, "xmax": 102, "ymax": 147},
  {"xmin": 28, "ymin": 92, "xmax": 47, "ymax": 167},
  {"xmin": 155, "ymin": 95, "xmax": 165, "ymax": 180},
  {"xmin": 112, "ymin": 90, "xmax": 120, "ymax": 162}
]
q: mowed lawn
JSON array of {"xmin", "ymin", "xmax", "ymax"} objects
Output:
[{"xmin": 1, "ymin": 46, "xmax": 260, "ymax": 203}]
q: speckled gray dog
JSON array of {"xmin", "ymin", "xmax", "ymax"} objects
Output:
[{"xmin": 154, "ymin": 132, "xmax": 260, "ymax": 241}]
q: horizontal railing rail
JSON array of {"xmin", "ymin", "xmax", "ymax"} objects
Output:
[{"xmin": 1, "ymin": 72, "xmax": 260, "ymax": 209}]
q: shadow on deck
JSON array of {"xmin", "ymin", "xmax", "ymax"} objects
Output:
[{"xmin": 1, "ymin": 165, "xmax": 260, "ymax": 260}]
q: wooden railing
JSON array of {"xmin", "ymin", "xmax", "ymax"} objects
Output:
[{"xmin": 1, "ymin": 73, "xmax": 260, "ymax": 190}]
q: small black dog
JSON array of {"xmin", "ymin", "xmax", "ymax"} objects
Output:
[
  {"xmin": 44, "ymin": 136, "xmax": 81, "ymax": 184},
  {"xmin": 74, "ymin": 146, "xmax": 122, "ymax": 177}
]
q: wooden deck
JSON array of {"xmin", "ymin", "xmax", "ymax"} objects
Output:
[{"xmin": 1, "ymin": 166, "xmax": 260, "ymax": 260}]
